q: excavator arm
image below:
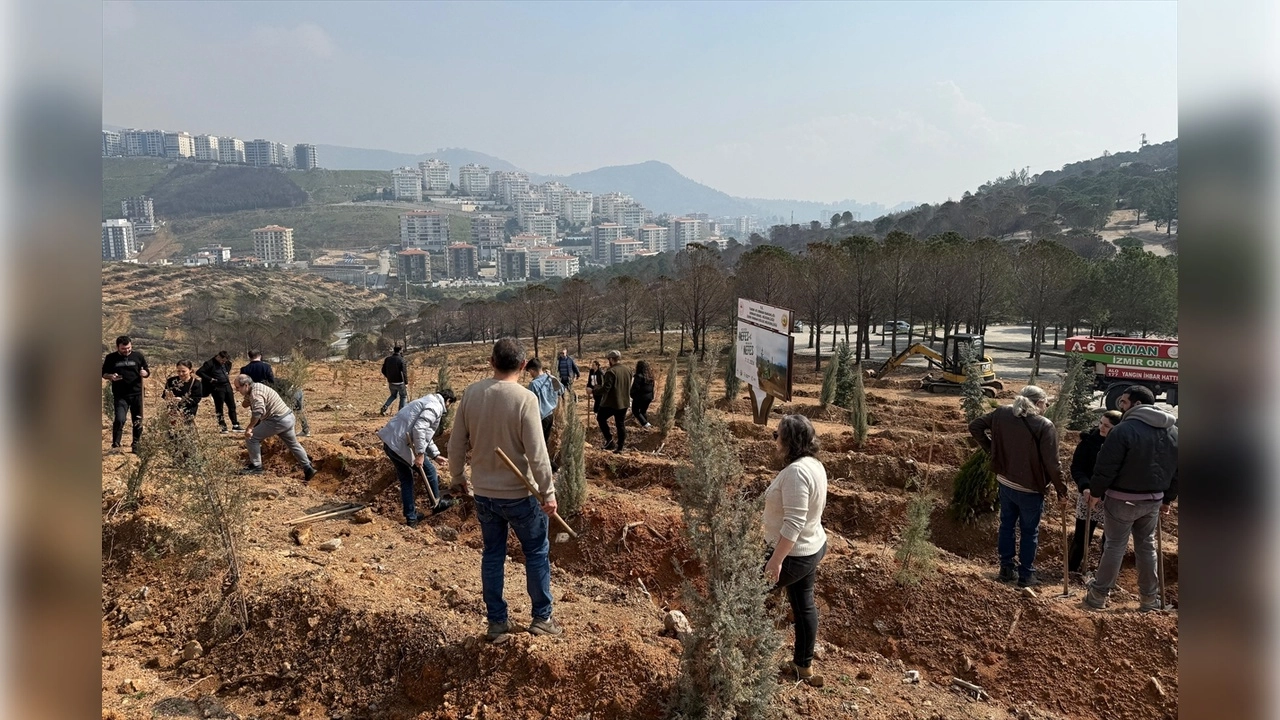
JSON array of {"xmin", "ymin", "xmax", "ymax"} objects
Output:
[{"xmin": 876, "ymin": 343, "xmax": 944, "ymax": 378}]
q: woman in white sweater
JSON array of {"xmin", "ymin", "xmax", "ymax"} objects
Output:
[{"xmin": 763, "ymin": 414, "xmax": 829, "ymax": 686}]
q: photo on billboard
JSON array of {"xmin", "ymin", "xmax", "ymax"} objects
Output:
[{"xmin": 736, "ymin": 321, "xmax": 793, "ymax": 401}]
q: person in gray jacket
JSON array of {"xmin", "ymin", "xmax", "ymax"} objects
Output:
[
  {"xmin": 233, "ymin": 375, "xmax": 316, "ymax": 483},
  {"xmin": 1085, "ymin": 385, "xmax": 1179, "ymax": 611},
  {"xmin": 376, "ymin": 389, "xmax": 458, "ymax": 526}
]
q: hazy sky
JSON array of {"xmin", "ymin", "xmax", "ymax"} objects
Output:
[{"xmin": 103, "ymin": 1, "xmax": 1177, "ymax": 206}]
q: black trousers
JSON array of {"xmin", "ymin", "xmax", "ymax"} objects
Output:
[
  {"xmin": 596, "ymin": 408, "xmax": 626, "ymax": 449},
  {"xmin": 632, "ymin": 398, "xmax": 653, "ymax": 426},
  {"xmin": 112, "ymin": 393, "xmax": 144, "ymax": 447},
  {"xmin": 773, "ymin": 542, "xmax": 827, "ymax": 668},
  {"xmin": 1068, "ymin": 517, "xmax": 1105, "ymax": 573},
  {"xmin": 209, "ymin": 383, "xmax": 239, "ymax": 427}
]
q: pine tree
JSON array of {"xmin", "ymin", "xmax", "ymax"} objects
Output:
[
  {"xmin": 556, "ymin": 394, "xmax": 587, "ymax": 516},
  {"xmin": 819, "ymin": 352, "xmax": 840, "ymax": 408},
  {"xmin": 959, "ymin": 344, "xmax": 987, "ymax": 423},
  {"xmin": 949, "ymin": 449, "xmax": 998, "ymax": 522},
  {"xmin": 722, "ymin": 344, "xmax": 740, "ymax": 403},
  {"xmin": 657, "ymin": 355, "xmax": 679, "ymax": 438},
  {"xmin": 1060, "ymin": 352, "xmax": 1097, "ymax": 430},
  {"xmin": 848, "ymin": 362, "xmax": 868, "ymax": 446},
  {"xmin": 436, "ymin": 355, "xmax": 453, "ymax": 433},
  {"xmin": 673, "ymin": 356, "xmax": 778, "ymax": 719},
  {"xmin": 833, "ymin": 341, "xmax": 856, "ymax": 408},
  {"xmin": 894, "ymin": 492, "xmax": 938, "ymax": 586}
]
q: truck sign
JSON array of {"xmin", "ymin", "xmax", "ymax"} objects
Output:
[{"xmin": 1065, "ymin": 336, "xmax": 1178, "ymax": 360}]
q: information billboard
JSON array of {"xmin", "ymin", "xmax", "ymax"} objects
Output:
[{"xmin": 735, "ymin": 299, "xmax": 794, "ymax": 402}]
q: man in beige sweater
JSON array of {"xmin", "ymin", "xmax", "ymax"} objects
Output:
[{"xmin": 449, "ymin": 337, "xmax": 561, "ymax": 642}]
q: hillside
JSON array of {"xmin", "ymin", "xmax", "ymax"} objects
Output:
[
  {"xmin": 147, "ymin": 164, "xmax": 307, "ymax": 215},
  {"xmin": 102, "ymin": 157, "xmax": 172, "ymax": 219},
  {"xmin": 164, "ymin": 204, "xmax": 402, "ymax": 255}
]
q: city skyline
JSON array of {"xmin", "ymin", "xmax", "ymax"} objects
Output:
[{"xmin": 103, "ymin": 1, "xmax": 1176, "ymax": 206}]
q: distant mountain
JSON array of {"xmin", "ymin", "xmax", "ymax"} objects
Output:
[{"xmin": 314, "ymin": 145, "xmax": 524, "ymax": 181}]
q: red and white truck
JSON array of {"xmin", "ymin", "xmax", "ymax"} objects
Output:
[{"xmin": 1064, "ymin": 336, "xmax": 1178, "ymax": 410}]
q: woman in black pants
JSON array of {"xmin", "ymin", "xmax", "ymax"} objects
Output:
[
  {"xmin": 763, "ymin": 414, "xmax": 829, "ymax": 686},
  {"xmin": 629, "ymin": 360, "xmax": 655, "ymax": 428},
  {"xmin": 1068, "ymin": 410, "xmax": 1122, "ymax": 574}
]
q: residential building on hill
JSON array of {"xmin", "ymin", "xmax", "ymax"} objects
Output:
[
  {"xmin": 121, "ymin": 196, "xmax": 156, "ymax": 235},
  {"xmin": 540, "ymin": 253, "xmax": 580, "ymax": 278},
  {"xmin": 400, "ymin": 210, "xmax": 449, "ymax": 251},
  {"xmin": 163, "ymin": 131, "xmax": 194, "ymax": 159},
  {"xmin": 470, "ymin": 213, "xmax": 505, "ymax": 261},
  {"xmin": 498, "ymin": 245, "xmax": 529, "ymax": 281},
  {"xmin": 101, "ymin": 219, "xmax": 138, "ymax": 262},
  {"xmin": 245, "ymin": 139, "xmax": 280, "ymax": 167},
  {"xmin": 218, "ymin": 137, "xmax": 246, "ymax": 164},
  {"xmin": 398, "ymin": 248, "xmax": 432, "ymax": 284},
  {"xmin": 447, "ymin": 243, "xmax": 478, "ymax": 279},
  {"xmin": 419, "ymin": 159, "xmax": 450, "ymax": 193},
  {"xmin": 459, "ymin": 164, "xmax": 490, "ymax": 196},
  {"xmin": 392, "ymin": 167, "xmax": 423, "ymax": 202},
  {"xmin": 252, "ymin": 225, "xmax": 295, "ymax": 265},
  {"xmin": 294, "ymin": 143, "xmax": 318, "ymax": 170},
  {"xmin": 592, "ymin": 222, "xmax": 625, "ymax": 263},
  {"xmin": 636, "ymin": 224, "xmax": 669, "ymax": 253},
  {"xmin": 193, "ymin": 135, "xmax": 220, "ymax": 162},
  {"xmin": 102, "ymin": 130, "xmax": 121, "ymax": 157}
]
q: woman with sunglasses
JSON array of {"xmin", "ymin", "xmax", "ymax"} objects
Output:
[{"xmin": 763, "ymin": 414, "xmax": 829, "ymax": 686}]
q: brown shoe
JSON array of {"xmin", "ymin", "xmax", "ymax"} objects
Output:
[{"xmin": 792, "ymin": 663, "xmax": 824, "ymax": 687}]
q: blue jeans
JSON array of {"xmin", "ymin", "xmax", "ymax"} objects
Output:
[
  {"xmin": 474, "ymin": 495, "xmax": 553, "ymax": 624},
  {"xmin": 998, "ymin": 484, "xmax": 1044, "ymax": 581},
  {"xmin": 382, "ymin": 443, "xmax": 440, "ymax": 522},
  {"xmin": 381, "ymin": 382, "xmax": 407, "ymax": 413}
]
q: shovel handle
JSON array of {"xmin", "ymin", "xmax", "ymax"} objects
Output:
[
  {"xmin": 493, "ymin": 447, "xmax": 578, "ymax": 539},
  {"xmin": 414, "ymin": 465, "xmax": 439, "ymax": 507}
]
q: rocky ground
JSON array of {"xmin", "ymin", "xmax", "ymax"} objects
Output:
[{"xmin": 101, "ymin": 335, "xmax": 1178, "ymax": 719}]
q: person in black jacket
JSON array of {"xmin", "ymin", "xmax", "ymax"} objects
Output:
[
  {"xmin": 585, "ymin": 360, "xmax": 604, "ymax": 413},
  {"xmin": 198, "ymin": 350, "xmax": 241, "ymax": 433},
  {"xmin": 240, "ymin": 350, "xmax": 276, "ymax": 386},
  {"xmin": 162, "ymin": 359, "xmax": 203, "ymax": 424},
  {"xmin": 380, "ymin": 346, "xmax": 409, "ymax": 415},
  {"xmin": 101, "ymin": 335, "xmax": 150, "ymax": 452},
  {"xmin": 1085, "ymin": 386, "xmax": 1179, "ymax": 612},
  {"xmin": 1067, "ymin": 410, "xmax": 1121, "ymax": 573},
  {"xmin": 629, "ymin": 360, "xmax": 655, "ymax": 428}
]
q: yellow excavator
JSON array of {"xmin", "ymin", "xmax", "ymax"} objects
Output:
[{"xmin": 875, "ymin": 333, "xmax": 1004, "ymax": 396}]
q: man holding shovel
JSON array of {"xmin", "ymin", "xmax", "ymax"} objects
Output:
[
  {"xmin": 1084, "ymin": 385, "xmax": 1178, "ymax": 612},
  {"xmin": 449, "ymin": 337, "xmax": 563, "ymax": 642},
  {"xmin": 376, "ymin": 389, "xmax": 457, "ymax": 527}
]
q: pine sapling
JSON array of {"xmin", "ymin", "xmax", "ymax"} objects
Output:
[
  {"xmin": 894, "ymin": 491, "xmax": 939, "ymax": 586},
  {"xmin": 1063, "ymin": 353, "xmax": 1097, "ymax": 430},
  {"xmin": 848, "ymin": 362, "xmax": 869, "ymax": 446},
  {"xmin": 657, "ymin": 355, "xmax": 679, "ymax": 438},
  {"xmin": 819, "ymin": 351, "xmax": 839, "ymax": 408},
  {"xmin": 949, "ymin": 448, "xmax": 998, "ymax": 522},
  {"xmin": 722, "ymin": 343, "xmax": 740, "ymax": 403},
  {"xmin": 959, "ymin": 344, "xmax": 987, "ymax": 423},
  {"xmin": 833, "ymin": 342, "xmax": 856, "ymax": 408},
  {"xmin": 436, "ymin": 355, "xmax": 454, "ymax": 433},
  {"xmin": 556, "ymin": 394, "xmax": 587, "ymax": 516}
]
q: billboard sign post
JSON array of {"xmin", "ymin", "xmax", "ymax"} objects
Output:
[{"xmin": 735, "ymin": 298, "xmax": 795, "ymax": 425}]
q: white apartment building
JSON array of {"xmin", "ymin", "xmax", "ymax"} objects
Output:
[
  {"xmin": 670, "ymin": 217, "xmax": 703, "ymax": 251},
  {"xmin": 101, "ymin": 219, "xmax": 138, "ymax": 262},
  {"xmin": 392, "ymin": 167, "xmax": 423, "ymax": 202},
  {"xmin": 102, "ymin": 131, "xmax": 121, "ymax": 157},
  {"xmin": 525, "ymin": 211, "xmax": 558, "ymax": 245},
  {"xmin": 458, "ymin": 164, "xmax": 490, "ymax": 196},
  {"xmin": 498, "ymin": 245, "xmax": 529, "ymax": 281},
  {"xmin": 400, "ymin": 210, "xmax": 449, "ymax": 251},
  {"xmin": 218, "ymin": 137, "xmax": 246, "ymax": 164},
  {"xmin": 636, "ymin": 224, "xmax": 669, "ymax": 253},
  {"xmin": 470, "ymin": 213, "xmax": 505, "ymax": 261},
  {"xmin": 594, "ymin": 192, "xmax": 632, "ymax": 220},
  {"xmin": 514, "ymin": 195, "xmax": 546, "ymax": 226},
  {"xmin": 419, "ymin": 159, "xmax": 450, "ymax": 193},
  {"xmin": 121, "ymin": 129, "xmax": 166, "ymax": 157},
  {"xmin": 508, "ymin": 233, "xmax": 543, "ymax": 249},
  {"xmin": 193, "ymin": 135, "xmax": 220, "ymax": 162},
  {"xmin": 538, "ymin": 182, "xmax": 570, "ymax": 213},
  {"xmin": 541, "ymin": 254, "xmax": 580, "ymax": 279},
  {"xmin": 198, "ymin": 245, "xmax": 232, "ymax": 263},
  {"xmin": 492, "ymin": 171, "xmax": 530, "ymax": 205},
  {"xmin": 245, "ymin": 139, "xmax": 280, "ymax": 167},
  {"xmin": 526, "ymin": 246, "xmax": 557, "ymax": 278},
  {"xmin": 275, "ymin": 143, "xmax": 293, "ymax": 168},
  {"xmin": 609, "ymin": 239, "xmax": 644, "ymax": 266},
  {"xmin": 615, "ymin": 203, "xmax": 649, "ymax": 232},
  {"xmin": 252, "ymin": 225, "xmax": 295, "ymax": 265},
  {"xmin": 447, "ymin": 243, "xmax": 479, "ymax": 279},
  {"xmin": 121, "ymin": 196, "xmax": 156, "ymax": 235},
  {"xmin": 702, "ymin": 235, "xmax": 729, "ymax": 251},
  {"xmin": 592, "ymin": 223, "xmax": 626, "ymax": 263},
  {"xmin": 560, "ymin": 192, "xmax": 593, "ymax": 227},
  {"xmin": 163, "ymin": 131, "xmax": 195, "ymax": 159},
  {"xmin": 294, "ymin": 144, "xmax": 318, "ymax": 170}
]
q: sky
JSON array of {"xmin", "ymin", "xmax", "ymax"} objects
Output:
[{"xmin": 102, "ymin": 1, "xmax": 1178, "ymax": 207}]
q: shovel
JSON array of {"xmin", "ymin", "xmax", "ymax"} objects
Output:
[
  {"xmin": 494, "ymin": 447, "xmax": 578, "ymax": 539},
  {"xmin": 1156, "ymin": 510, "xmax": 1166, "ymax": 610},
  {"xmin": 414, "ymin": 464, "xmax": 439, "ymax": 508}
]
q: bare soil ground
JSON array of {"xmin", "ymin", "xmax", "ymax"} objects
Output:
[{"xmin": 101, "ymin": 335, "xmax": 1178, "ymax": 719}]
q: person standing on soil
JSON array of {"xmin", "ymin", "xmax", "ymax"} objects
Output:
[
  {"xmin": 379, "ymin": 345, "xmax": 409, "ymax": 416},
  {"xmin": 161, "ymin": 360, "xmax": 203, "ymax": 425},
  {"xmin": 448, "ymin": 337, "xmax": 561, "ymax": 642},
  {"xmin": 102, "ymin": 335, "xmax": 150, "ymax": 452},
  {"xmin": 239, "ymin": 350, "xmax": 276, "ymax": 386},
  {"xmin": 1084, "ymin": 386, "xmax": 1178, "ymax": 612},
  {"xmin": 763, "ymin": 414, "xmax": 829, "ymax": 687},
  {"xmin": 629, "ymin": 360, "xmax": 655, "ymax": 429},
  {"xmin": 557, "ymin": 348, "xmax": 580, "ymax": 400},
  {"xmin": 1068, "ymin": 410, "xmax": 1122, "ymax": 574},
  {"xmin": 232, "ymin": 374, "xmax": 316, "ymax": 483},
  {"xmin": 968, "ymin": 385, "xmax": 1068, "ymax": 588},
  {"xmin": 525, "ymin": 358, "xmax": 563, "ymax": 448},
  {"xmin": 198, "ymin": 350, "xmax": 241, "ymax": 433},
  {"xmin": 594, "ymin": 350, "xmax": 632, "ymax": 453},
  {"xmin": 585, "ymin": 360, "xmax": 604, "ymax": 412},
  {"xmin": 376, "ymin": 389, "xmax": 458, "ymax": 526}
]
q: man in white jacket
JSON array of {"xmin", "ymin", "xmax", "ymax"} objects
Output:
[{"xmin": 376, "ymin": 389, "xmax": 458, "ymax": 526}]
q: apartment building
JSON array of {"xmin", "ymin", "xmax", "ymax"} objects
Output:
[
  {"xmin": 498, "ymin": 245, "xmax": 529, "ymax": 282},
  {"xmin": 636, "ymin": 224, "xmax": 669, "ymax": 253},
  {"xmin": 192, "ymin": 135, "xmax": 220, "ymax": 162},
  {"xmin": 593, "ymin": 192, "xmax": 632, "ymax": 220},
  {"xmin": 101, "ymin": 219, "xmax": 138, "ymax": 262},
  {"xmin": 218, "ymin": 137, "xmax": 246, "ymax": 164},
  {"xmin": 524, "ymin": 211, "xmax": 558, "ymax": 245},
  {"xmin": 419, "ymin": 159, "xmax": 450, "ymax": 193},
  {"xmin": 492, "ymin": 171, "xmax": 530, "ymax": 205},
  {"xmin": 120, "ymin": 129, "xmax": 166, "ymax": 157},
  {"xmin": 163, "ymin": 131, "xmax": 195, "ymax": 159},
  {"xmin": 540, "ymin": 254, "xmax": 580, "ymax": 279},
  {"xmin": 470, "ymin": 213, "xmax": 505, "ymax": 261},
  {"xmin": 198, "ymin": 245, "xmax": 232, "ymax": 263},
  {"xmin": 245, "ymin": 139, "xmax": 281, "ymax": 167},
  {"xmin": 508, "ymin": 233, "xmax": 543, "ymax": 249},
  {"xmin": 526, "ymin": 246, "xmax": 557, "ymax": 278},
  {"xmin": 538, "ymin": 182, "xmax": 570, "ymax": 213},
  {"xmin": 669, "ymin": 217, "xmax": 703, "ymax": 251},
  {"xmin": 591, "ymin": 222, "xmax": 626, "ymax": 263},
  {"xmin": 294, "ymin": 144, "xmax": 318, "ymax": 170},
  {"xmin": 560, "ymin": 192, "xmax": 593, "ymax": 226},
  {"xmin": 102, "ymin": 130, "xmax": 122, "ymax": 157},
  {"xmin": 458, "ymin": 164, "xmax": 490, "ymax": 196},
  {"xmin": 447, "ymin": 243, "xmax": 479, "ymax": 279},
  {"xmin": 275, "ymin": 143, "xmax": 294, "ymax": 168},
  {"xmin": 615, "ymin": 203, "xmax": 649, "ymax": 232},
  {"xmin": 252, "ymin": 225, "xmax": 295, "ymax": 265},
  {"xmin": 514, "ymin": 195, "xmax": 546, "ymax": 226},
  {"xmin": 609, "ymin": 239, "xmax": 644, "ymax": 266},
  {"xmin": 120, "ymin": 196, "xmax": 157, "ymax": 235},
  {"xmin": 399, "ymin": 210, "xmax": 449, "ymax": 251},
  {"xmin": 392, "ymin": 167, "xmax": 423, "ymax": 202},
  {"xmin": 398, "ymin": 249, "xmax": 432, "ymax": 284}
]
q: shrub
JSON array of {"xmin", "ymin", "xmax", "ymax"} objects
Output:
[
  {"xmin": 657, "ymin": 355, "xmax": 679, "ymax": 438},
  {"xmin": 1056, "ymin": 352, "xmax": 1097, "ymax": 430},
  {"xmin": 722, "ymin": 343, "xmax": 740, "ymax": 403},
  {"xmin": 848, "ymin": 362, "xmax": 868, "ymax": 446},
  {"xmin": 949, "ymin": 449, "xmax": 998, "ymax": 522},
  {"xmin": 557, "ymin": 395, "xmax": 587, "ymax": 516},
  {"xmin": 102, "ymin": 383, "xmax": 114, "ymax": 421},
  {"xmin": 894, "ymin": 491, "xmax": 938, "ymax": 586},
  {"xmin": 672, "ymin": 357, "xmax": 778, "ymax": 719},
  {"xmin": 833, "ymin": 342, "xmax": 856, "ymax": 408},
  {"xmin": 819, "ymin": 351, "xmax": 839, "ymax": 408},
  {"xmin": 959, "ymin": 344, "xmax": 987, "ymax": 423}
]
